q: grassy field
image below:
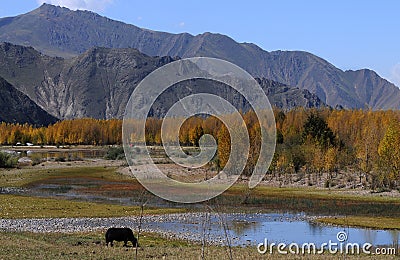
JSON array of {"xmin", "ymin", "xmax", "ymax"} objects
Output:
[
  {"xmin": 0, "ymin": 163, "xmax": 399, "ymax": 258},
  {"xmin": 0, "ymin": 231, "xmax": 396, "ymax": 260},
  {"xmin": 1, "ymin": 164, "xmax": 399, "ymax": 204},
  {"xmin": 0, "ymin": 194, "xmax": 185, "ymax": 219},
  {"xmin": 0, "ymin": 165, "xmax": 132, "ymax": 187},
  {"xmin": 234, "ymin": 185, "xmax": 400, "ymax": 203},
  {"xmin": 0, "ymin": 165, "xmax": 168, "ymax": 218},
  {"xmin": 217, "ymin": 184, "xmax": 400, "ymax": 217},
  {"xmin": 1, "ymin": 163, "xmax": 400, "ymax": 225},
  {"xmin": 317, "ymin": 216, "xmax": 400, "ymax": 230}
]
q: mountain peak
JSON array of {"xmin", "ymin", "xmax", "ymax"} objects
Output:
[
  {"xmin": 35, "ymin": 3, "xmax": 69, "ymax": 14},
  {"xmin": 34, "ymin": 3, "xmax": 103, "ymax": 21},
  {"xmin": 39, "ymin": 3, "xmax": 57, "ymax": 8}
]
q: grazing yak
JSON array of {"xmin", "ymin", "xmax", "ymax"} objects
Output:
[{"xmin": 105, "ymin": 227, "xmax": 139, "ymax": 247}]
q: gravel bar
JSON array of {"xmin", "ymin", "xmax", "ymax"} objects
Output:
[{"xmin": 0, "ymin": 213, "xmax": 314, "ymax": 246}]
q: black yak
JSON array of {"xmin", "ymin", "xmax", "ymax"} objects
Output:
[{"xmin": 105, "ymin": 227, "xmax": 138, "ymax": 247}]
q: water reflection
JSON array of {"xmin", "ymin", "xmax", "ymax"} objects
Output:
[
  {"xmin": 28, "ymin": 150, "xmax": 105, "ymax": 159},
  {"xmin": 20, "ymin": 150, "xmax": 106, "ymax": 159},
  {"xmin": 308, "ymin": 222, "xmax": 325, "ymax": 236},
  {"xmin": 230, "ymin": 220, "xmax": 261, "ymax": 236},
  {"xmin": 362, "ymin": 229, "xmax": 378, "ymax": 245},
  {"xmin": 144, "ymin": 213, "xmax": 400, "ymax": 247}
]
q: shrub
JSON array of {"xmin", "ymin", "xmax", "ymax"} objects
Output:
[
  {"xmin": 324, "ymin": 179, "xmax": 338, "ymax": 188},
  {"xmin": 0, "ymin": 152, "xmax": 18, "ymax": 168},
  {"xmin": 105, "ymin": 147, "xmax": 125, "ymax": 160},
  {"xmin": 55, "ymin": 156, "xmax": 66, "ymax": 162},
  {"xmin": 30, "ymin": 154, "xmax": 43, "ymax": 166}
]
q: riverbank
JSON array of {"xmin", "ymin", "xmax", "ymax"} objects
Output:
[
  {"xmin": 1, "ymin": 210, "xmax": 398, "ymax": 258},
  {"xmin": 1, "ymin": 160, "xmax": 400, "ymax": 230},
  {"xmin": 4, "ymin": 230, "xmax": 391, "ymax": 260},
  {"xmin": 316, "ymin": 216, "xmax": 400, "ymax": 230}
]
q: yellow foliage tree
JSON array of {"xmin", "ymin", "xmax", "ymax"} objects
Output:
[{"xmin": 378, "ymin": 122, "xmax": 400, "ymax": 188}]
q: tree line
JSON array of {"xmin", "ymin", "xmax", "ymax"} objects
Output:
[
  {"xmin": 0, "ymin": 118, "xmax": 122, "ymax": 145},
  {"xmin": 1, "ymin": 109, "xmax": 400, "ymax": 189}
]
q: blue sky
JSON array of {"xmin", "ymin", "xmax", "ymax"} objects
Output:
[{"xmin": 2, "ymin": 0, "xmax": 400, "ymax": 87}]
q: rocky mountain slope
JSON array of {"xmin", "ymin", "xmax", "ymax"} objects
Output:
[
  {"xmin": 0, "ymin": 43, "xmax": 323, "ymax": 120},
  {"xmin": 0, "ymin": 43, "xmax": 175, "ymax": 119},
  {"xmin": 0, "ymin": 76, "xmax": 57, "ymax": 125},
  {"xmin": 0, "ymin": 4, "xmax": 398, "ymax": 109}
]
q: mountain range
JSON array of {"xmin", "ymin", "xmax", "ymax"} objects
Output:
[
  {"xmin": 0, "ymin": 42, "xmax": 323, "ymax": 121},
  {"xmin": 0, "ymin": 4, "xmax": 399, "ymax": 124}
]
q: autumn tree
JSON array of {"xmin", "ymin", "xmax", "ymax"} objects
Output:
[
  {"xmin": 377, "ymin": 122, "xmax": 400, "ymax": 188},
  {"xmin": 189, "ymin": 125, "xmax": 204, "ymax": 146},
  {"xmin": 217, "ymin": 125, "xmax": 230, "ymax": 169},
  {"xmin": 324, "ymin": 147, "xmax": 339, "ymax": 189}
]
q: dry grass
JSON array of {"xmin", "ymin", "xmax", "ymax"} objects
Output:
[
  {"xmin": 229, "ymin": 185, "xmax": 400, "ymax": 203},
  {"xmin": 0, "ymin": 165, "xmax": 133, "ymax": 187},
  {"xmin": 317, "ymin": 216, "xmax": 400, "ymax": 230},
  {"xmin": 217, "ymin": 185, "xmax": 400, "ymax": 218},
  {"xmin": 0, "ymin": 231, "xmax": 395, "ymax": 260},
  {"xmin": 0, "ymin": 194, "xmax": 185, "ymax": 219}
]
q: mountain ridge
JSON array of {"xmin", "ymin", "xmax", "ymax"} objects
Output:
[{"xmin": 0, "ymin": 4, "xmax": 399, "ymax": 110}]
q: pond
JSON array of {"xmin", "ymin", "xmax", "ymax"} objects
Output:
[{"xmin": 143, "ymin": 213, "xmax": 399, "ymax": 248}]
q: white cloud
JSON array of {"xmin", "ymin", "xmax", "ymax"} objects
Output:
[
  {"xmin": 37, "ymin": 0, "xmax": 113, "ymax": 12},
  {"xmin": 178, "ymin": 22, "xmax": 185, "ymax": 27},
  {"xmin": 390, "ymin": 63, "xmax": 400, "ymax": 87}
]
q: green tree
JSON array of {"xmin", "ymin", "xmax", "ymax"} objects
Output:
[{"xmin": 302, "ymin": 113, "xmax": 336, "ymax": 148}]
